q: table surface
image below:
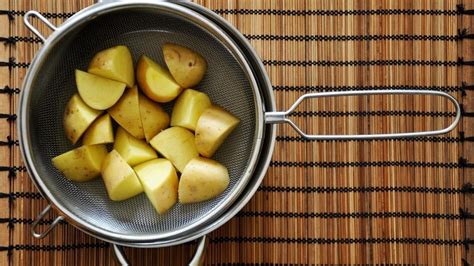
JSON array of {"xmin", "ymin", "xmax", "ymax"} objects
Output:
[{"xmin": 0, "ymin": 0, "xmax": 473, "ymax": 265}]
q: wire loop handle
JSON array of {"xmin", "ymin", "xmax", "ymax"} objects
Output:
[
  {"xmin": 265, "ymin": 90, "xmax": 461, "ymax": 140},
  {"xmin": 31, "ymin": 205, "xmax": 64, "ymax": 239},
  {"xmin": 24, "ymin": 11, "xmax": 57, "ymax": 43}
]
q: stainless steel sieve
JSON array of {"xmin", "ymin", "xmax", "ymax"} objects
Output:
[{"xmin": 19, "ymin": 0, "xmax": 461, "ymax": 265}]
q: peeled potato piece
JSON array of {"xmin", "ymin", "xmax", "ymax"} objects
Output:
[
  {"xmin": 138, "ymin": 94, "xmax": 170, "ymax": 142},
  {"xmin": 195, "ymin": 106, "xmax": 240, "ymax": 158},
  {"xmin": 178, "ymin": 157, "xmax": 229, "ymax": 203},
  {"xmin": 52, "ymin": 145, "xmax": 108, "ymax": 182},
  {"xmin": 82, "ymin": 114, "xmax": 114, "ymax": 145},
  {"xmin": 64, "ymin": 94, "xmax": 102, "ymax": 144},
  {"xmin": 163, "ymin": 43, "xmax": 207, "ymax": 88},
  {"xmin": 108, "ymin": 86, "xmax": 145, "ymax": 139},
  {"xmin": 136, "ymin": 55, "xmax": 182, "ymax": 103},
  {"xmin": 149, "ymin": 127, "xmax": 198, "ymax": 173},
  {"xmin": 101, "ymin": 150, "xmax": 143, "ymax": 201},
  {"xmin": 134, "ymin": 159, "xmax": 178, "ymax": 214},
  {"xmin": 170, "ymin": 89, "xmax": 211, "ymax": 131},
  {"xmin": 114, "ymin": 127, "xmax": 157, "ymax": 166},
  {"xmin": 75, "ymin": 70, "xmax": 126, "ymax": 110},
  {"xmin": 88, "ymin": 45, "xmax": 135, "ymax": 88}
]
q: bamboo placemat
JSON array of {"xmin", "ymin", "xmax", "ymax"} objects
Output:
[{"xmin": 1, "ymin": 0, "xmax": 473, "ymax": 265}]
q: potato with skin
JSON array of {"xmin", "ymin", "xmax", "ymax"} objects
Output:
[
  {"xmin": 195, "ymin": 106, "xmax": 240, "ymax": 158},
  {"xmin": 114, "ymin": 127, "xmax": 157, "ymax": 166},
  {"xmin": 52, "ymin": 145, "xmax": 108, "ymax": 182},
  {"xmin": 149, "ymin": 127, "xmax": 198, "ymax": 173},
  {"xmin": 163, "ymin": 43, "xmax": 207, "ymax": 88},
  {"xmin": 75, "ymin": 70, "xmax": 127, "ymax": 110},
  {"xmin": 136, "ymin": 55, "xmax": 182, "ymax": 103},
  {"xmin": 138, "ymin": 94, "xmax": 170, "ymax": 142},
  {"xmin": 88, "ymin": 45, "xmax": 135, "ymax": 88},
  {"xmin": 178, "ymin": 157, "xmax": 229, "ymax": 203},
  {"xmin": 101, "ymin": 150, "xmax": 143, "ymax": 201},
  {"xmin": 64, "ymin": 94, "xmax": 102, "ymax": 144},
  {"xmin": 170, "ymin": 89, "xmax": 211, "ymax": 131},
  {"xmin": 108, "ymin": 86, "xmax": 145, "ymax": 139},
  {"xmin": 82, "ymin": 114, "xmax": 114, "ymax": 145},
  {"xmin": 134, "ymin": 159, "xmax": 178, "ymax": 214}
]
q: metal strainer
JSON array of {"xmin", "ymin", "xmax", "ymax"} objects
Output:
[
  {"xmin": 20, "ymin": 0, "xmax": 461, "ymax": 264},
  {"xmin": 22, "ymin": 1, "xmax": 264, "ymax": 242}
]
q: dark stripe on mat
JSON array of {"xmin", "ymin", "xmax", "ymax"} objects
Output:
[
  {"xmin": 0, "ymin": 243, "xmax": 109, "ymax": 253},
  {"xmin": 236, "ymin": 211, "xmax": 471, "ymax": 220},
  {"xmin": 0, "ymin": 8, "xmax": 462, "ymax": 19},
  {"xmin": 289, "ymin": 110, "xmax": 456, "ymax": 117},
  {"xmin": 244, "ymin": 34, "xmax": 461, "ymax": 42},
  {"xmin": 258, "ymin": 184, "xmax": 474, "ymax": 194},
  {"xmin": 3, "ymin": 59, "xmax": 463, "ymax": 68},
  {"xmin": 275, "ymin": 135, "xmax": 461, "ymax": 143},
  {"xmin": 1, "ymin": 34, "xmax": 462, "ymax": 44},
  {"xmin": 272, "ymin": 84, "xmax": 469, "ymax": 93},
  {"xmin": 209, "ymin": 237, "xmax": 473, "ymax": 245},
  {"xmin": 269, "ymin": 160, "xmax": 461, "ymax": 168},
  {"xmin": 263, "ymin": 59, "xmax": 460, "ymax": 67}
]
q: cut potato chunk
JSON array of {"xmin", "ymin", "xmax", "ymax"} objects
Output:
[
  {"xmin": 136, "ymin": 55, "xmax": 182, "ymax": 103},
  {"xmin": 88, "ymin": 45, "xmax": 135, "ymax": 88},
  {"xmin": 114, "ymin": 127, "xmax": 157, "ymax": 166},
  {"xmin": 52, "ymin": 145, "xmax": 107, "ymax": 182},
  {"xmin": 149, "ymin": 127, "xmax": 198, "ymax": 173},
  {"xmin": 178, "ymin": 157, "xmax": 229, "ymax": 203},
  {"xmin": 101, "ymin": 150, "xmax": 143, "ymax": 201},
  {"xmin": 163, "ymin": 43, "xmax": 207, "ymax": 88},
  {"xmin": 170, "ymin": 89, "xmax": 211, "ymax": 131},
  {"xmin": 82, "ymin": 114, "xmax": 114, "ymax": 145},
  {"xmin": 108, "ymin": 86, "xmax": 145, "ymax": 139},
  {"xmin": 138, "ymin": 94, "xmax": 170, "ymax": 142},
  {"xmin": 75, "ymin": 70, "xmax": 126, "ymax": 110},
  {"xmin": 134, "ymin": 159, "xmax": 178, "ymax": 214},
  {"xmin": 195, "ymin": 106, "xmax": 240, "ymax": 158},
  {"xmin": 64, "ymin": 94, "xmax": 102, "ymax": 144}
]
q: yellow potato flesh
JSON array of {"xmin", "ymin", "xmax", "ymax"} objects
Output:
[
  {"xmin": 64, "ymin": 94, "xmax": 102, "ymax": 144},
  {"xmin": 134, "ymin": 159, "xmax": 178, "ymax": 214},
  {"xmin": 52, "ymin": 145, "xmax": 108, "ymax": 182},
  {"xmin": 170, "ymin": 89, "xmax": 211, "ymax": 131},
  {"xmin": 82, "ymin": 114, "xmax": 114, "ymax": 145},
  {"xmin": 138, "ymin": 94, "xmax": 170, "ymax": 142},
  {"xmin": 114, "ymin": 127, "xmax": 157, "ymax": 166},
  {"xmin": 88, "ymin": 45, "xmax": 135, "ymax": 88},
  {"xmin": 195, "ymin": 106, "xmax": 240, "ymax": 158},
  {"xmin": 101, "ymin": 150, "xmax": 143, "ymax": 201},
  {"xmin": 75, "ymin": 70, "xmax": 126, "ymax": 110},
  {"xmin": 149, "ymin": 127, "xmax": 198, "ymax": 173},
  {"xmin": 178, "ymin": 157, "xmax": 229, "ymax": 203},
  {"xmin": 163, "ymin": 43, "xmax": 207, "ymax": 88},
  {"xmin": 136, "ymin": 55, "xmax": 182, "ymax": 103},
  {"xmin": 108, "ymin": 86, "xmax": 145, "ymax": 139}
]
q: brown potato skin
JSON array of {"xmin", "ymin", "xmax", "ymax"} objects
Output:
[
  {"xmin": 195, "ymin": 106, "xmax": 240, "ymax": 158},
  {"xmin": 64, "ymin": 94, "xmax": 102, "ymax": 144},
  {"xmin": 178, "ymin": 157, "xmax": 229, "ymax": 203},
  {"xmin": 163, "ymin": 43, "xmax": 207, "ymax": 88},
  {"xmin": 88, "ymin": 45, "xmax": 135, "ymax": 88}
]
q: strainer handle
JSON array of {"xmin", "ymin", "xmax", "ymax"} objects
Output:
[
  {"xmin": 31, "ymin": 205, "xmax": 64, "ymax": 239},
  {"xmin": 189, "ymin": 235, "xmax": 208, "ymax": 266},
  {"xmin": 264, "ymin": 90, "xmax": 461, "ymax": 140},
  {"xmin": 24, "ymin": 11, "xmax": 58, "ymax": 43},
  {"xmin": 112, "ymin": 236, "xmax": 208, "ymax": 266}
]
